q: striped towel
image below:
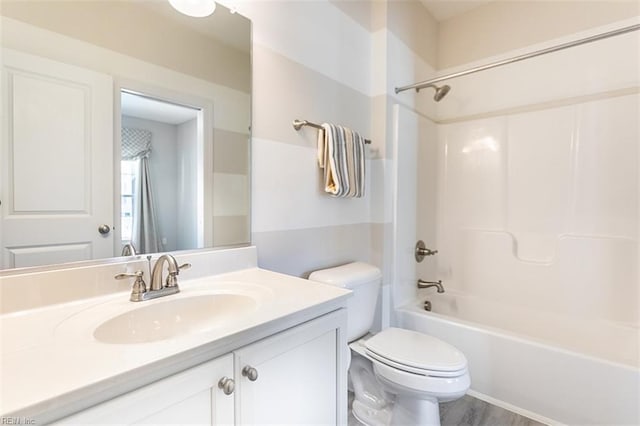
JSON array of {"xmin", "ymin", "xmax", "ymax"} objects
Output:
[{"xmin": 317, "ymin": 123, "xmax": 365, "ymax": 198}]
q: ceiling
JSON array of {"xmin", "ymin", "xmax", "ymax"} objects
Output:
[
  {"xmin": 419, "ymin": 0, "xmax": 492, "ymax": 21},
  {"xmin": 121, "ymin": 92, "xmax": 199, "ymax": 125}
]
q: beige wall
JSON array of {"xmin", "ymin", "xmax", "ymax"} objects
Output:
[
  {"xmin": 330, "ymin": 0, "xmax": 438, "ymax": 69},
  {"xmin": 329, "ymin": 0, "xmax": 375, "ymax": 31},
  {"xmin": 438, "ymin": 0, "xmax": 640, "ymax": 69},
  {"xmin": 387, "ymin": 0, "xmax": 439, "ymax": 69},
  {"xmin": 0, "ymin": 0, "xmax": 250, "ymax": 92}
]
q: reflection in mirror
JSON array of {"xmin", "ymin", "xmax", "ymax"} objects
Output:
[
  {"xmin": 120, "ymin": 92, "xmax": 203, "ymax": 255},
  {"xmin": 0, "ymin": 1, "xmax": 251, "ymax": 270}
]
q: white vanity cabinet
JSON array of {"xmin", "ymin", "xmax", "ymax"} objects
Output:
[
  {"xmin": 55, "ymin": 310, "xmax": 346, "ymax": 425},
  {"xmin": 234, "ymin": 309, "xmax": 343, "ymax": 425},
  {"xmin": 55, "ymin": 354, "xmax": 235, "ymax": 425}
]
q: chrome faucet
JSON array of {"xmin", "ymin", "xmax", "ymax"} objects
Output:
[
  {"xmin": 115, "ymin": 254, "xmax": 191, "ymax": 302},
  {"xmin": 150, "ymin": 254, "xmax": 179, "ymax": 290},
  {"xmin": 121, "ymin": 242, "xmax": 137, "ymax": 256},
  {"xmin": 417, "ymin": 279, "xmax": 444, "ymax": 293}
]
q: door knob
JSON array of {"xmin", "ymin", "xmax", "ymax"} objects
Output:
[
  {"xmin": 242, "ymin": 366, "xmax": 258, "ymax": 381},
  {"xmin": 98, "ymin": 224, "xmax": 111, "ymax": 235},
  {"xmin": 218, "ymin": 377, "xmax": 235, "ymax": 395}
]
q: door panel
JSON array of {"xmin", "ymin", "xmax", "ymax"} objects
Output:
[
  {"xmin": 6, "ymin": 243, "xmax": 92, "ymax": 269},
  {"xmin": 1, "ymin": 49, "xmax": 113, "ymax": 268},
  {"xmin": 12, "ymin": 72, "xmax": 88, "ymax": 211}
]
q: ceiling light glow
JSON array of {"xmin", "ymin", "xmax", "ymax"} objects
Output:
[{"xmin": 168, "ymin": 0, "xmax": 216, "ymax": 17}]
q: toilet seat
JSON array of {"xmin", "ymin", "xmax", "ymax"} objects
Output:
[
  {"xmin": 363, "ymin": 328, "xmax": 467, "ymax": 378},
  {"xmin": 365, "ymin": 348, "xmax": 467, "ymax": 378}
]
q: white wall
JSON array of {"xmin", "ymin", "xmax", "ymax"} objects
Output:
[{"xmin": 176, "ymin": 118, "xmax": 198, "ymax": 250}]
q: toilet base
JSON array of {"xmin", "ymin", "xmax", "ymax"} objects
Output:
[
  {"xmin": 352, "ymin": 399, "xmax": 393, "ymax": 426},
  {"xmin": 348, "ymin": 339, "xmax": 467, "ymax": 426},
  {"xmin": 392, "ymin": 395, "xmax": 440, "ymax": 426}
]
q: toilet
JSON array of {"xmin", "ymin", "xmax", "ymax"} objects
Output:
[{"xmin": 309, "ymin": 262, "xmax": 470, "ymax": 426}]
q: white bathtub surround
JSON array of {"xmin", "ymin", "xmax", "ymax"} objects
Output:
[
  {"xmin": 0, "ymin": 246, "xmax": 350, "ymax": 423},
  {"xmin": 434, "ymin": 93, "xmax": 639, "ymax": 326}
]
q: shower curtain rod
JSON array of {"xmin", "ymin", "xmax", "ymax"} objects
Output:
[{"xmin": 395, "ymin": 23, "xmax": 640, "ymax": 94}]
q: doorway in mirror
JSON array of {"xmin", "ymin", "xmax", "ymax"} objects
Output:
[{"xmin": 119, "ymin": 91, "xmax": 203, "ymax": 256}]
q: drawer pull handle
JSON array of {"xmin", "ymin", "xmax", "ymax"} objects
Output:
[
  {"xmin": 218, "ymin": 377, "xmax": 235, "ymax": 395},
  {"xmin": 242, "ymin": 366, "xmax": 258, "ymax": 381}
]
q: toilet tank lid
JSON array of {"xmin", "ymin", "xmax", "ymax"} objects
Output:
[{"xmin": 309, "ymin": 262, "xmax": 382, "ymax": 289}]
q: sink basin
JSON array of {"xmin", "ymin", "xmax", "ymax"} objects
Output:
[{"xmin": 93, "ymin": 294, "xmax": 258, "ymax": 344}]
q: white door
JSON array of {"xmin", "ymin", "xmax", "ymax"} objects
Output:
[
  {"xmin": 0, "ymin": 49, "xmax": 113, "ymax": 268},
  {"xmin": 234, "ymin": 312, "xmax": 345, "ymax": 425}
]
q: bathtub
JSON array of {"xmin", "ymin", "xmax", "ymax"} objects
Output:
[{"xmin": 396, "ymin": 291, "xmax": 640, "ymax": 426}]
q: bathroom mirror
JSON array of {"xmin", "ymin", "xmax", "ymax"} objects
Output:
[{"xmin": 0, "ymin": 0, "xmax": 251, "ymax": 270}]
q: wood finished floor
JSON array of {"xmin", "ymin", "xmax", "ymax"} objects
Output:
[
  {"xmin": 440, "ymin": 395, "xmax": 546, "ymax": 426},
  {"xmin": 348, "ymin": 394, "xmax": 547, "ymax": 426}
]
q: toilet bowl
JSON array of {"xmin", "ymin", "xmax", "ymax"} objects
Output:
[{"xmin": 309, "ymin": 263, "xmax": 470, "ymax": 426}]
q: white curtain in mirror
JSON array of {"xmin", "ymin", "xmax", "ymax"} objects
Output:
[{"xmin": 121, "ymin": 128, "xmax": 161, "ymax": 254}]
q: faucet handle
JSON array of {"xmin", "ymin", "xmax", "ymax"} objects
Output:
[
  {"xmin": 115, "ymin": 270, "xmax": 144, "ymax": 280},
  {"xmin": 115, "ymin": 271, "xmax": 147, "ymax": 301},
  {"xmin": 415, "ymin": 240, "xmax": 438, "ymax": 262},
  {"xmin": 165, "ymin": 263, "xmax": 191, "ymax": 288}
]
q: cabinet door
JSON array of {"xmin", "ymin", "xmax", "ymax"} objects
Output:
[
  {"xmin": 234, "ymin": 310, "xmax": 348, "ymax": 425},
  {"xmin": 55, "ymin": 354, "xmax": 234, "ymax": 425}
]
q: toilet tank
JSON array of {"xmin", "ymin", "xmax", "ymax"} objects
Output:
[{"xmin": 309, "ymin": 262, "xmax": 382, "ymax": 342}]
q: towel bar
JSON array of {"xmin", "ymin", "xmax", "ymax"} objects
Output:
[{"xmin": 292, "ymin": 119, "xmax": 371, "ymax": 144}]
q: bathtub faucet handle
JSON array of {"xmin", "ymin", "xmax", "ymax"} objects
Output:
[
  {"xmin": 418, "ymin": 279, "xmax": 444, "ymax": 293},
  {"xmin": 415, "ymin": 240, "xmax": 438, "ymax": 262}
]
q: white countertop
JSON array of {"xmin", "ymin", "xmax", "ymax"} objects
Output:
[{"xmin": 0, "ymin": 267, "xmax": 350, "ymax": 422}]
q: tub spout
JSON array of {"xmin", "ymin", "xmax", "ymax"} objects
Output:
[{"xmin": 418, "ymin": 279, "xmax": 444, "ymax": 293}]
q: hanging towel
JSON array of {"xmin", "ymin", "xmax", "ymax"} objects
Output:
[{"xmin": 317, "ymin": 123, "xmax": 366, "ymax": 198}]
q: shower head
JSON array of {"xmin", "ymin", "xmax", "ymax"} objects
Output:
[
  {"xmin": 433, "ymin": 85, "xmax": 451, "ymax": 102},
  {"xmin": 416, "ymin": 83, "xmax": 451, "ymax": 102}
]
